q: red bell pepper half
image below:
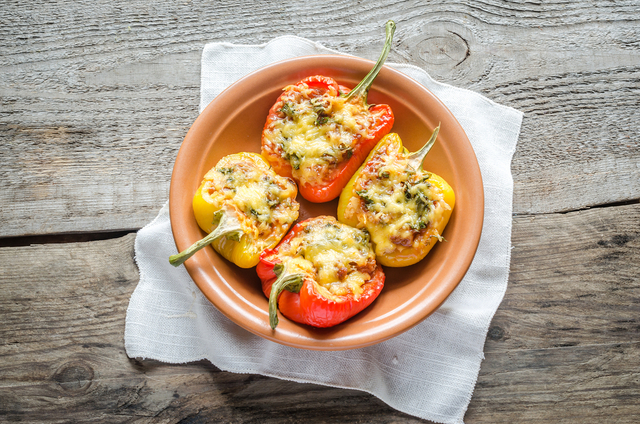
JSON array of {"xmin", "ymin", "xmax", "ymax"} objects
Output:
[
  {"xmin": 261, "ymin": 21, "xmax": 396, "ymax": 203},
  {"xmin": 256, "ymin": 216, "xmax": 385, "ymax": 329}
]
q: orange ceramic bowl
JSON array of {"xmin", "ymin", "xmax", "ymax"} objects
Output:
[{"xmin": 169, "ymin": 55, "xmax": 483, "ymax": 350}]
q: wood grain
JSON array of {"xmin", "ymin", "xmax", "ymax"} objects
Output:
[
  {"xmin": 1, "ymin": 1, "xmax": 639, "ymax": 237},
  {"xmin": 1, "ymin": 203, "xmax": 637, "ymax": 422},
  {"xmin": 1, "ymin": 1, "xmax": 638, "ymax": 422},
  {"xmin": 469, "ymin": 202, "xmax": 640, "ymax": 423}
]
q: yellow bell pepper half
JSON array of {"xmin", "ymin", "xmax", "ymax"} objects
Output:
[
  {"xmin": 337, "ymin": 132, "xmax": 455, "ymax": 267},
  {"xmin": 172, "ymin": 152, "xmax": 299, "ymax": 269}
]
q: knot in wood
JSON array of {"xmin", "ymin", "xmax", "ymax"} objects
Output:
[
  {"xmin": 417, "ymin": 31, "xmax": 470, "ymax": 68},
  {"xmin": 53, "ymin": 361, "xmax": 94, "ymax": 392},
  {"xmin": 488, "ymin": 325, "xmax": 505, "ymax": 341}
]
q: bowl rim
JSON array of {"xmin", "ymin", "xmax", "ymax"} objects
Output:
[{"xmin": 169, "ymin": 54, "xmax": 484, "ymax": 350}]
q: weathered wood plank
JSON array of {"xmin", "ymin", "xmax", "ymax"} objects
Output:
[
  {"xmin": 1, "ymin": 1, "xmax": 639, "ymax": 237},
  {"xmin": 491, "ymin": 202, "xmax": 640, "ymax": 351},
  {"xmin": 469, "ymin": 342, "xmax": 640, "ymax": 423},
  {"xmin": 1, "ymin": 204, "xmax": 638, "ymax": 422},
  {"xmin": 469, "ymin": 202, "xmax": 640, "ymax": 423},
  {"xmin": 0, "ymin": 234, "xmax": 420, "ymax": 423}
]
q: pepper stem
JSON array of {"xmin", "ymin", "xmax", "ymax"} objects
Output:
[
  {"xmin": 344, "ymin": 20, "xmax": 396, "ymax": 106},
  {"xmin": 169, "ymin": 208, "xmax": 243, "ymax": 267},
  {"xmin": 268, "ymin": 264, "xmax": 305, "ymax": 330},
  {"xmin": 407, "ymin": 124, "xmax": 440, "ymax": 171}
]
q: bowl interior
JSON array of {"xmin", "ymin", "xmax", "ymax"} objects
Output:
[{"xmin": 169, "ymin": 55, "xmax": 483, "ymax": 350}]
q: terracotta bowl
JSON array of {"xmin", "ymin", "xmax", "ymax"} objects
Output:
[{"xmin": 169, "ymin": 55, "xmax": 483, "ymax": 350}]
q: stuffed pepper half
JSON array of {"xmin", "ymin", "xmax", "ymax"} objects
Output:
[
  {"xmin": 261, "ymin": 21, "xmax": 396, "ymax": 203},
  {"xmin": 170, "ymin": 152, "xmax": 299, "ymax": 268},
  {"xmin": 337, "ymin": 129, "xmax": 455, "ymax": 267},
  {"xmin": 257, "ymin": 216, "xmax": 385, "ymax": 329}
]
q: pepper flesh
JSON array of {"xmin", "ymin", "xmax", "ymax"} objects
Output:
[
  {"xmin": 337, "ymin": 132, "xmax": 455, "ymax": 267},
  {"xmin": 261, "ymin": 21, "xmax": 396, "ymax": 203},
  {"xmin": 257, "ymin": 216, "xmax": 385, "ymax": 328},
  {"xmin": 173, "ymin": 152, "xmax": 299, "ymax": 268}
]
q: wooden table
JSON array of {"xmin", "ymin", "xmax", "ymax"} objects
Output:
[{"xmin": 2, "ymin": 2, "xmax": 638, "ymax": 422}]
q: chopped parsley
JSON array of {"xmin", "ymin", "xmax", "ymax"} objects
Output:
[
  {"xmin": 289, "ymin": 153, "xmax": 301, "ymax": 170},
  {"xmin": 410, "ymin": 220, "xmax": 428, "ymax": 231},
  {"xmin": 338, "ymin": 144, "xmax": 353, "ymax": 159},
  {"xmin": 315, "ymin": 115, "xmax": 329, "ymax": 126},
  {"xmin": 280, "ymin": 102, "xmax": 297, "ymax": 118},
  {"xmin": 356, "ymin": 190, "xmax": 374, "ymax": 207}
]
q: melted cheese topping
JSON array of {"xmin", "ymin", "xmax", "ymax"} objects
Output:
[
  {"xmin": 262, "ymin": 80, "xmax": 373, "ymax": 186},
  {"xmin": 278, "ymin": 217, "xmax": 376, "ymax": 301},
  {"xmin": 343, "ymin": 142, "xmax": 451, "ymax": 256},
  {"xmin": 200, "ymin": 155, "xmax": 299, "ymax": 251}
]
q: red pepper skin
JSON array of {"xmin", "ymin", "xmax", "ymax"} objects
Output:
[
  {"xmin": 261, "ymin": 76, "xmax": 394, "ymax": 203},
  {"xmin": 256, "ymin": 219, "xmax": 386, "ymax": 328}
]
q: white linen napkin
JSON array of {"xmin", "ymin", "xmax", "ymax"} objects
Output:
[{"xmin": 125, "ymin": 36, "xmax": 523, "ymax": 424}]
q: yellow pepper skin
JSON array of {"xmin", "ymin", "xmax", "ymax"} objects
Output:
[
  {"xmin": 192, "ymin": 152, "xmax": 299, "ymax": 269},
  {"xmin": 337, "ymin": 133, "xmax": 455, "ymax": 267}
]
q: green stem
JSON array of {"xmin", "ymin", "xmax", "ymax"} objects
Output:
[
  {"xmin": 268, "ymin": 265, "xmax": 305, "ymax": 330},
  {"xmin": 169, "ymin": 210, "xmax": 243, "ymax": 267},
  {"xmin": 344, "ymin": 20, "xmax": 396, "ymax": 106},
  {"xmin": 407, "ymin": 124, "xmax": 440, "ymax": 171}
]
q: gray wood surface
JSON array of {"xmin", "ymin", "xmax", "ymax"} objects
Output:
[
  {"xmin": 1, "ymin": 1, "xmax": 638, "ymax": 423},
  {"xmin": 1, "ymin": 0, "xmax": 639, "ymax": 237},
  {"xmin": 2, "ymin": 205, "xmax": 638, "ymax": 422}
]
